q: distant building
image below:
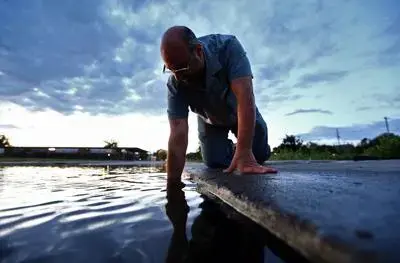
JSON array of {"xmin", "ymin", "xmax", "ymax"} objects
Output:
[{"xmin": 0, "ymin": 146, "xmax": 150, "ymax": 160}]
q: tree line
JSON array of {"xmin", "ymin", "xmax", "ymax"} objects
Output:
[
  {"xmin": 270, "ymin": 132, "xmax": 400, "ymax": 160},
  {"xmin": 184, "ymin": 132, "xmax": 400, "ymax": 161},
  {"xmin": 2, "ymin": 132, "xmax": 399, "ymax": 161}
]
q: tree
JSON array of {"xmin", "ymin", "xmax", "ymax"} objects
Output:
[
  {"xmin": 282, "ymin": 135, "xmax": 303, "ymax": 151},
  {"xmin": 186, "ymin": 144, "xmax": 202, "ymax": 161},
  {"xmin": 104, "ymin": 139, "xmax": 118, "ymax": 149},
  {"xmin": 0, "ymin": 135, "xmax": 11, "ymax": 148},
  {"xmin": 156, "ymin": 149, "xmax": 167, "ymax": 161},
  {"xmin": 362, "ymin": 133, "xmax": 400, "ymax": 159}
]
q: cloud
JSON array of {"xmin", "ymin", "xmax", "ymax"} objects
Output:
[
  {"xmin": 296, "ymin": 118, "xmax": 400, "ymax": 142},
  {"xmin": 285, "ymin": 109, "xmax": 333, "ymax": 116},
  {"xmin": 0, "ymin": 0, "xmax": 354, "ymax": 116},
  {"xmin": 0, "ymin": 0, "xmax": 166, "ymax": 116},
  {"xmin": 368, "ymin": 11, "xmax": 400, "ymax": 67},
  {"xmin": 0, "ymin": 0, "xmax": 397, "ymax": 122},
  {"xmin": 356, "ymin": 106, "xmax": 373, "ymax": 112},
  {"xmin": 375, "ymin": 92, "xmax": 400, "ymax": 109},
  {"xmin": 0, "ymin": 124, "xmax": 18, "ymax": 129},
  {"xmin": 259, "ymin": 59, "xmax": 295, "ymax": 81},
  {"xmin": 355, "ymin": 90, "xmax": 400, "ymax": 111},
  {"xmin": 293, "ymin": 70, "xmax": 349, "ymax": 89}
]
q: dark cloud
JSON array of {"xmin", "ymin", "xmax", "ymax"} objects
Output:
[
  {"xmin": 375, "ymin": 92, "xmax": 400, "ymax": 108},
  {"xmin": 0, "ymin": 124, "xmax": 18, "ymax": 129},
  {"xmin": 353, "ymin": 90, "xmax": 400, "ymax": 112},
  {"xmin": 0, "ymin": 0, "xmax": 123, "ymax": 84},
  {"xmin": 356, "ymin": 106, "xmax": 373, "ymax": 112},
  {"xmin": 259, "ymin": 59, "xmax": 295, "ymax": 81},
  {"xmin": 296, "ymin": 118, "xmax": 400, "ymax": 141},
  {"xmin": 370, "ymin": 13, "xmax": 400, "ymax": 67},
  {"xmin": 0, "ymin": 0, "xmax": 390, "ymax": 118},
  {"xmin": 254, "ymin": 1, "xmax": 343, "ymax": 69},
  {"xmin": 257, "ymin": 82, "xmax": 303, "ymax": 105},
  {"xmin": 0, "ymin": 0, "xmax": 167, "ymax": 116},
  {"xmin": 377, "ymin": 39, "xmax": 400, "ymax": 67},
  {"xmin": 298, "ymin": 39, "xmax": 338, "ymax": 68},
  {"xmin": 293, "ymin": 70, "xmax": 349, "ymax": 89},
  {"xmin": 285, "ymin": 109, "xmax": 333, "ymax": 116},
  {"xmin": 382, "ymin": 13, "xmax": 400, "ymax": 37}
]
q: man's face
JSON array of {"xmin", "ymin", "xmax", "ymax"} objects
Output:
[{"xmin": 162, "ymin": 44, "xmax": 203, "ymax": 84}]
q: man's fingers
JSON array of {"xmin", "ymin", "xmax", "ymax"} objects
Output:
[
  {"xmin": 242, "ymin": 165, "xmax": 278, "ymax": 174},
  {"xmin": 223, "ymin": 158, "xmax": 238, "ymax": 173},
  {"xmin": 223, "ymin": 166, "xmax": 234, "ymax": 173},
  {"xmin": 262, "ymin": 166, "xmax": 278, "ymax": 173},
  {"xmin": 223, "ymin": 163, "xmax": 235, "ymax": 173}
]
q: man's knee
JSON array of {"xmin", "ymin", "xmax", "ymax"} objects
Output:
[
  {"xmin": 199, "ymin": 137, "xmax": 234, "ymax": 169},
  {"xmin": 254, "ymin": 144, "xmax": 271, "ymax": 165},
  {"xmin": 253, "ymin": 118, "xmax": 271, "ymax": 164},
  {"xmin": 202, "ymin": 159, "xmax": 229, "ymax": 169}
]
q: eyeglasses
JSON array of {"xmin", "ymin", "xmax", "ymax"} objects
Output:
[
  {"xmin": 162, "ymin": 64, "xmax": 190, "ymax": 74},
  {"xmin": 162, "ymin": 56, "xmax": 194, "ymax": 74}
]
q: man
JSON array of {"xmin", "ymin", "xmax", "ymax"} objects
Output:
[{"xmin": 160, "ymin": 26, "xmax": 277, "ymax": 181}]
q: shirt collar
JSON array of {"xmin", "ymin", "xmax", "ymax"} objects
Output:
[{"xmin": 201, "ymin": 41, "xmax": 222, "ymax": 77}]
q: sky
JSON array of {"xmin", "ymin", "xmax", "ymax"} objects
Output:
[{"xmin": 0, "ymin": 0, "xmax": 399, "ymax": 153}]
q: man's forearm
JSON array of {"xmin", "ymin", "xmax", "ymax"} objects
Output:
[
  {"xmin": 166, "ymin": 134, "xmax": 188, "ymax": 181},
  {"xmin": 236, "ymin": 90, "xmax": 256, "ymax": 152}
]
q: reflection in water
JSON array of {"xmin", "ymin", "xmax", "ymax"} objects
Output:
[
  {"xmin": 165, "ymin": 180, "xmax": 265, "ymax": 263},
  {"xmin": 0, "ymin": 165, "xmax": 301, "ymax": 263}
]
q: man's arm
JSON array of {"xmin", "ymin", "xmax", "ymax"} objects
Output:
[
  {"xmin": 225, "ymin": 36, "xmax": 256, "ymax": 154},
  {"xmin": 230, "ymin": 76, "xmax": 256, "ymax": 153},
  {"xmin": 224, "ymin": 36, "xmax": 277, "ymax": 173},
  {"xmin": 167, "ymin": 118, "xmax": 188, "ymax": 182}
]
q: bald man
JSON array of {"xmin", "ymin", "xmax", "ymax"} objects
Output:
[{"xmin": 160, "ymin": 26, "xmax": 277, "ymax": 181}]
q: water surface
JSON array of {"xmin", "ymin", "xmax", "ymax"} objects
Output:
[{"xmin": 0, "ymin": 165, "xmax": 287, "ymax": 263}]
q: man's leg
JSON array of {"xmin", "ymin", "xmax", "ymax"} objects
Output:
[
  {"xmin": 251, "ymin": 116, "xmax": 271, "ymax": 164},
  {"xmin": 231, "ymin": 114, "xmax": 271, "ymax": 165},
  {"xmin": 197, "ymin": 116, "xmax": 234, "ymax": 169}
]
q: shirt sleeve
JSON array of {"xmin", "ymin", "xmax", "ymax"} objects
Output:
[
  {"xmin": 166, "ymin": 76, "xmax": 189, "ymax": 120},
  {"xmin": 226, "ymin": 36, "xmax": 253, "ymax": 81}
]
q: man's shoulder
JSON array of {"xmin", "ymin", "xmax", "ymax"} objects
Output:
[{"xmin": 198, "ymin": 34, "xmax": 238, "ymax": 53}]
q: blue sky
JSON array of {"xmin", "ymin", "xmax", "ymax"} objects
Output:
[{"xmin": 0, "ymin": 0, "xmax": 399, "ymax": 152}]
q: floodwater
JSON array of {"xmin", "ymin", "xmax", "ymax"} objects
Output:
[{"xmin": 0, "ymin": 165, "xmax": 290, "ymax": 263}]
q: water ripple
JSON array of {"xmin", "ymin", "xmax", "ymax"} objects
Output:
[
  {"xmin": 0, "ymin": 165, "xmax": 283, "ymax": 263},
  {"xmin": 0, "ymin": 165, "xmax": 184, "ymax": 263}
]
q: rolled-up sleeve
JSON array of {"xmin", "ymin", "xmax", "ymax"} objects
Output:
[
  {"xmin": 226, "ymin": 36, "xmax": 253, "ymax": 81},
  {"xmin": 167, "ymin": 77, "xmax": 189, "ymax": 120}
]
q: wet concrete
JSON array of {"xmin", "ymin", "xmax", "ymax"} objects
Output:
[{"xmin": 186, "ymin": 160, "xmax": 400, "ymax": 263}]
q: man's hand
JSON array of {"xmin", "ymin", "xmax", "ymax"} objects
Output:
[
  {"xmin": 167, "ymin": 118, "xmax": 188, "ymax": 182},
  {"xmin": 223, "ymin": 148, "xmax": 277, "ymax": 174},
  {"xmin": 227, "ymin": 76, "xmax": 277, "ymax": 174}
]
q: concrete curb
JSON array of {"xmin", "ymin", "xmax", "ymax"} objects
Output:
[{"xmin": 187, "ymin": 160, "xmax": 400, "ymax": 263}]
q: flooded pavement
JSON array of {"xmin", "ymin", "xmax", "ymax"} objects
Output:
[{"xmin": 0, "ymin": 165, "xmax": 288, "ymax": 263}]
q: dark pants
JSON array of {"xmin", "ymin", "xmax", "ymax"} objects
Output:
[{"xmin": 197, "ymin": 115, "xmax": 271, "ymax": 168}]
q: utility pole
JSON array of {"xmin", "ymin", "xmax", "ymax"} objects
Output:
[
  {"xmin": 384, "ymin": 117, "xmax": 390, "ymax": 133},
  {"xmin": 336, "ymin": 128, "xmax": 341, "ymax": 145}
]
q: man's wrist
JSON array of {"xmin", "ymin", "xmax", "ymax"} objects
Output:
[{"xmin": 235, "ymin": 138, "xmax": 253, "ymax": 152}]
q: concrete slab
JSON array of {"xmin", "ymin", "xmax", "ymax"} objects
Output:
[{"xmin": 186, "ymin": 160, "xmax": 400, "ymax": 263}]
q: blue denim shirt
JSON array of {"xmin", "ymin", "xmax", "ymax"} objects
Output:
[{"xmin": 166, "ymin": 34, "xmax": 260, "ymax": 127}]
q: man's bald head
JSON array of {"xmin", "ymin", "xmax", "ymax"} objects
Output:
[
  {"xmin": 161, "ymin": 26, "xmax": 198, "ymax": 52},
  {"xmin": 160, "ymin": 26, "xmax": 205, "ymax": 83}
]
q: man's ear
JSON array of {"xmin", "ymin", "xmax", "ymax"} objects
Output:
[{"xmin": 194, "ymin": 43, "xmax": 202, "ymax": 58}]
